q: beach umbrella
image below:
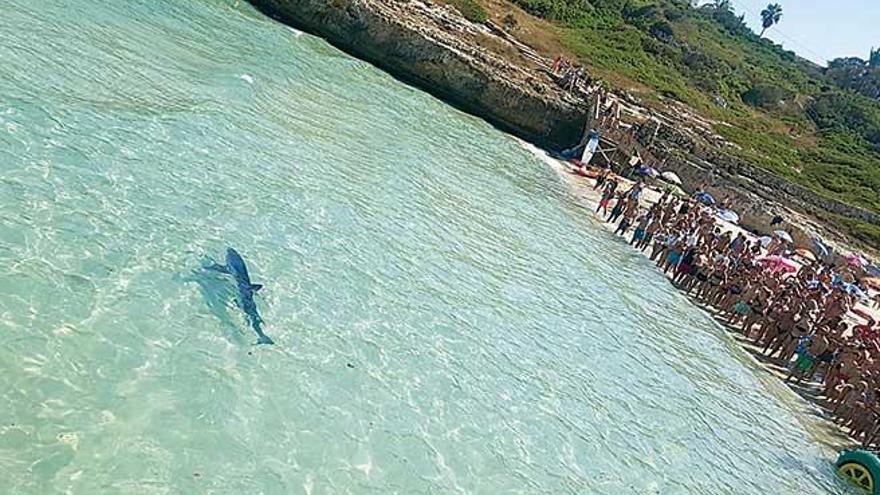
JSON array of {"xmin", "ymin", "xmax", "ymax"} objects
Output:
[
  {"xmin": 660, "ymin": 171, "xmax": 682, "ymax": 185},
  {"xmin": 757, "ymin": 255, "xmax": 799, "ymax": 274},
  {"xmin": 841, "ymin": 282, "xmax": 868, "ymax": 300},
  {"xmin": 637, "ymin": 166, "xmax": 659, "ymax": 177},
  {"xmin": 811, "ymin": 237, "xmax": 831, "ymax": 258},
  {"xmin": 845, "ymin": 252, "xmax": 869, "ymax": 267},
  {"xmin": 794, "ymin": 248, "xmax": 817, "ymax": 261},
  {"xmin": 757, "ymin": 235, "xmax": 773, "ymax": 248},
  {"xmin": 773, "ymin": 230, "xmax": 793, "ymax": 243},
  {"xmin": 663, "ymin": 184, "xmax": 686, "ymax": 198},
  {"xmin": 695, "ymin": 192, "xmax": 715, "ymax": 205},
  {"xmin": 715, "ymin": 209, "xmax": 740, "ymax": 224}
]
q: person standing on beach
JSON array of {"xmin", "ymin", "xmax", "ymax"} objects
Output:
[
  {"xmin": 615, "ymin": 205, "xmax": 637, "ymax": 236},
  {"xmin": 625, "ymin": 181, "xmax": 644, "ymax": 201},
  {"xmin": 662, "ymin": 238, "xmax": 685, "ymax": 274},
  {"xmin": 650, "ymin": 229, "xmax": 668, "ymax": 261},
  {"xmin": 607, "ymin": 193, "xmax": 626, "ymax": 223},
  {"xmin": 673, "ymin": 246, "xmax": 697, "ymax": 287},
  {"xmin": 631, "ymin": 214, "xmax": 651, "ymax": 247},
  {"xmin": 597, "ymin": 186, "xmax": 614, "ymax": 216},
  {"xmin": 593, "ymin": 168, "xmax": 610, "ymax": 190},
  {"xmin": 605, "ymin": 177, "xmax": 619, "ymax": 194},
  {"xmin": 788, "ymin": 330, "xmax": 829, "ymax": 385}
]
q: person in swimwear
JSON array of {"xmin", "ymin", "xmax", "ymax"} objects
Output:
[
  {"xmin": 673, "ymin": 246, "xmax": 697, "ymax": 286},
  {"xmin": 614, "ymin": 206, "xmax": 637, "ymax": 236},
  {"xmin": 593, "ymin": 167, "xmax": 610, "ymax": 190},
  {"xmin": 638, "ymin": 215, "xmax": 659, "ymax": 251},
  {"xmin": 596, "ymin": 185, "xmax": 615, "ymax": 215},
  {"xmin": 662, "ymin": 239, "xmax": 684, "ymax": 274},
  {"xmin": 607, "ymin": 193, "xmax": 626, "ymax": 223},
  {"xmin": 788, "ymin": 330, "xmax": 828, "ymax": 384},
  {"xmin": 740, "ymin": 289, "xmax": 769, "ymax": 338},
  {"xmin": 630, "ymin": 214, "xmax": 650, "ymax": 246}
]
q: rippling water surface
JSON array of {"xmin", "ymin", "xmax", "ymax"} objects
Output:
[{"xmin": 0, "ymin": 1, "xmax": 857, "ymax": 493}]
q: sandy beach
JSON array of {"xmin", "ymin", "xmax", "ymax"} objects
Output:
[{"xmin": 523, "ymin": 141, "xmax": 880, "ymax": 450}]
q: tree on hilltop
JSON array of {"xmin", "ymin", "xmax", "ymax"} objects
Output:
[{"xmin": 759, "ymin": 3, "xmax": 783, "ymax": 37}]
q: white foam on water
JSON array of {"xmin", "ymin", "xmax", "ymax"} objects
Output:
[
  {"xmin": 515, "ymin": 138, "xmax": 578, "ymax": 188},
  {"xmin": 239, "ymin": 73, "xmax": 254, "ymax": 85}
]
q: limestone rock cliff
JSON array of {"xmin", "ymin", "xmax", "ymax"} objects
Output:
[
  {"xmin": 250, "ymin": 0, "xmax": 587, "ymax": 149},
  {"xmin": 248, "ymin": 0, "xmax": 877, "ymax": 255}
]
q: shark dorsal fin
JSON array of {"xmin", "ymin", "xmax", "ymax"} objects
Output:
[{"xmin": 250, "ymin": 284, "xmax": 263, "ymax": 292}]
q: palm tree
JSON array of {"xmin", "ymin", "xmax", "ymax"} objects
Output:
[
  {"xmin": 759, "ymin": 3, "xmax": 783, "ymax": 37},
  {"xmin": 869, "ymin": 47, "xmax": 880, "ymax": 68},
  {"xmin": 714, "ymin": 0, "xmax": 732, "ymax": 11}
]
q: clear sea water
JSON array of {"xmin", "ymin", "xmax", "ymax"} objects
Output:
[{"xmin": 0, "ymin": 1, "xmax": 857, "ymax": 493}]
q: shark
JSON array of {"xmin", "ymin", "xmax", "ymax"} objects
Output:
[{"xmin": 207, "ymin": 247, "xmax": 274, "ymax": 345}]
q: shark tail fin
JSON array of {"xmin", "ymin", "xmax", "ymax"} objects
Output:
[
  {"xmin": 250, "ymin": 284, "xmax": 263, "ymax": 292},
  {"xmin": 255, "ymin": 334, "xmax": 274, "ymax": 345}
]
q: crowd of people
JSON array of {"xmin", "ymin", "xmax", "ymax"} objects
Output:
[
  {"xmin": 590, "ymin": 169, "xmax": 880, "ymax": 448},
  {"xmin": 550, "ymin": 56, "xmax": 604, "ymax": 96}
]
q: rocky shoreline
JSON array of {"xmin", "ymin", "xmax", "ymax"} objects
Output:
[
  {"xmin": 249, "ymin": 0, "xmax": 878, "ymax": 257},
  {"xmin": 249, "ymin": 0, "xmax": 586, "ymax": 150}
]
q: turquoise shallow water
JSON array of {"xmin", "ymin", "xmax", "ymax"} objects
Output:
[{"xmin": 0, "ymin": 1, "xmax": 857, "ymax": 493}]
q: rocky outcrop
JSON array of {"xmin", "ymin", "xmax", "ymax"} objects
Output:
[
  {"xmin": 248, "ymin": 0, "xmax": 587, "ymax": 149},
  {"xmin": 248, "ymin": 0, "xmax": 877, "ymax": 254},
  {"xmin": 641, "ymin": 122, "xmax": 880, "ymax": 225}
]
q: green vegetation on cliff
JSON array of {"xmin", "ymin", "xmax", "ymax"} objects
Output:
[
  {"xmin": 507, "ymin": 0, "xmax": 880, "ymax": 223},
  {"xmin": 446, "ymin": 0, "xmax": 488, "ymax": 23}
]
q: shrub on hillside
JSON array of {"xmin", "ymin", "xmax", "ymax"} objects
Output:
[
  {"xmin": 808, "ymin": 92, "xmax": 880, "ymax": 150},
  {"xmin": 741, "ymin": 84, "xmax": 794, "ymax": 109},
  {"xmin": 446, "ymin": 0, "xmax": 488, "ymax": 23},
  {"xmin": 513, "ymin": 0, "xmax": 593, "ymax": 23}
]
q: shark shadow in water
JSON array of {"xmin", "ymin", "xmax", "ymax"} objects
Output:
[
  {"xmin": 203, "ymin": 248, "xmax": 274, "ymax": 345},
  {"xmin": 181, "ymin": 266, "xmax": 248, "ymax": 345}
]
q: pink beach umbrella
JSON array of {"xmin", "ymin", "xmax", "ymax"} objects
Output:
[
  {"xmin": 757, "ymin": 255, "xmax": 799, "ymax": 274},
  {"xmin": 845, "ymin": 252, "xmax": 869, "ymax": 267}
]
